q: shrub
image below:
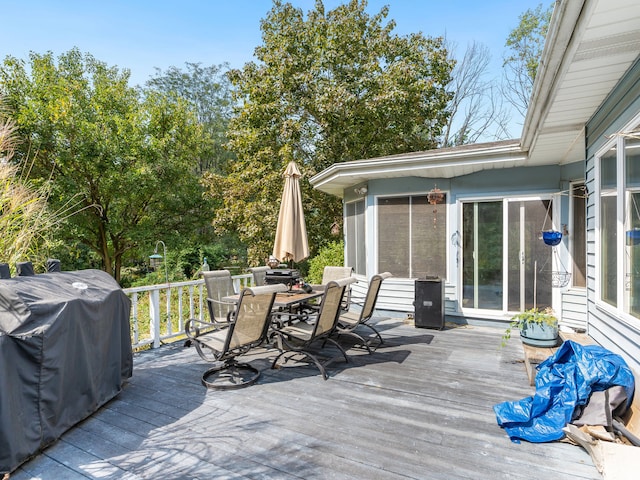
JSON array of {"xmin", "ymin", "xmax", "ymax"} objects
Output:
[{"xmin": 306, "ymin": 241, "xmax": 344, "ymax": 284}]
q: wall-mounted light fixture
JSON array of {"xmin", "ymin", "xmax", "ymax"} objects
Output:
[{"xmin": 354, "ymin": 186, "xmax": 368, "ymax": 195}]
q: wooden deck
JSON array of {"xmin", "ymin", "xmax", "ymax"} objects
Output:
[{"xmin": 9, "ymin": 319, "xmax": 600, "ymax": 479}]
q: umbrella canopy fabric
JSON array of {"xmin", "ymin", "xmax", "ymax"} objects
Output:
[{"xmin": 273, "ymin": 161, "xmax": 309, "ymax": 263}]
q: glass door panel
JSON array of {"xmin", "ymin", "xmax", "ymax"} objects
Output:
[
  {"xmin": 507, "ymin": 203, "xmax": 521, "ymax": 311},
  {"xmin": 507, "ymin": 199, "xmax": 552, "ymax": 312},
  {"xmin": 462, "ymin": 201, "xmax": 503, "ymax": 310}
]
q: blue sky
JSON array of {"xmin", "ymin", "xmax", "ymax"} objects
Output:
[
  {"xmin": 3, "ymin": 1, "xmax": 544, "ymax": 84},
  {"xmin": 2, "ymin": 0, "xmax": 544, "ymax": 134}
]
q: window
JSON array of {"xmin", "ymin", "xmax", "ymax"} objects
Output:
[
  {"xmin": 571, "ymin": 183, "xmax": 587, "ymax": 288},
  {"xmin": 600, "ymin": 147, "xmax": 617, "ymax": 306},
  {"xmin": 624, "ymin": 137, "xmax": 640, "ymax": 317},
  {"xmin": 345, "ymin": 200, "xmax": 366, "ymax": 275},
  {"xmin": 377, "ymin": 194, "xmax": 447, "ymax": 278},
  {"xmin": 596, "ymin": 119, "xmax": 640, "ymax": 319}
]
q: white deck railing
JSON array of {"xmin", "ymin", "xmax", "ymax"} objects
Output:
[{"xmin": 123, "ymin": 273, "xmax": 253, "ymax": 350}]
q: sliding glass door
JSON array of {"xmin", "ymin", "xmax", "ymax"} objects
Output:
[{"xmin": 462, "ymin": 198, "xmax": 553, "ymax": 313}]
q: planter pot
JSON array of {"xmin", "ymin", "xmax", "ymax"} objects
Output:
[{"xmin": 520, "ymin": 322, "xmax": 559, "ymax": 347}]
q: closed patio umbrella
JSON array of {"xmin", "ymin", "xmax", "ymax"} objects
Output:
[{"xmin": 273, "ymin": 161, "xmax": 309, "ymax": 264}]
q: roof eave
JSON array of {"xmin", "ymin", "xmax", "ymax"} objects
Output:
[
  {"xmin": 310, "ymin": 140, "xmax": 525, "ymax": 197},
  {"xmin": 521, "ymin": 0, "xmax": 586, "ymax": 151}
]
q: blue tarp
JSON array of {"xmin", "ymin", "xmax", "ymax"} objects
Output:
[{"xmin": 494, "ymin": 340, "xmax": 635, "ymax": 443}]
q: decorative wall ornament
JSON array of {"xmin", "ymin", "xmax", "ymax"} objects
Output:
[{"xmin": 427, "ymin": 186, "xmax": 444, "ymax": 228}]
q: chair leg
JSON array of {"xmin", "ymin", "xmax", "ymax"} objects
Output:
[
  {"xmin": 363, "ymin": 322, "xmax": 384, "ymax": 345},
  {"xmin": 322, "ymin": 337, "xmax": 350, "ymax": 363},
  {"xmin": 337, "ymin": 330, "xmax": 374, "ymax": 354},
  {"xmin": 201, "ymin": 360, "xmax": 261, "ymax": 390},
  {"xmin": 272, "ymin": 350, "xmax": 329, "ymax": 380}
]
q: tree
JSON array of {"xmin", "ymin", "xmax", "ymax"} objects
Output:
[
  {"xmin": 502, "ymin": 3, "xmax": 554, "ymax": 118},
  {"xmin": 0, "ymin": 49, "xmax": 211, "ymax": 281},
  {"xmin": 206, "ymin": 0, "xmax": 454, "ymax": 264},
  {"xmin": 146, "ymin": 62, "xmax": 235, "ymax": 175},
  {"xmin": 441, "ymin": 40, "xmax": 511, "ymax": 146}
]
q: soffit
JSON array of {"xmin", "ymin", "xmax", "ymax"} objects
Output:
[{"xmin": 526, "ymin": 0, "xmax": 640, "ymax": 165}]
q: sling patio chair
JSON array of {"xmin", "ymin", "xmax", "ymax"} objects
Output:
[
  {"xmin": 249, "ymin": 265, "xmax": 270, "ymax": 286},
  {"xmin": 185, "ymin": 283, "xmax": 287, "ymax": 389},
  {"xmin": 320, "ymin": 266, "xmax": 354, "ymax": 311},
  {"xmin": 184, "ymin": 269, "xmax": 238, "ymax": 348},
  {"xmin": 306, "ymin": 265, "xmax": 354, "ymax": 312},
  {"xmin": 271, "ymin": 277, "xmax": 356, "ymax": 380},
  {"xmin": 335, "ymin": 272, "xmax": 392, "ymax": 353},
  {"xmin": 202, "ymin": 269, "xmax": 238, "ymax": 326}
]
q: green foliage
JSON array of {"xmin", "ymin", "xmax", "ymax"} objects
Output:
[
  {"xmin": 174, "ymin": 236, "xmax": 247, "ymax": 279},
  {"xmin": 206, "ymin": 0, "xmax": 454, "ymax": 265},
  {"xmin": 503, "ymin": 2, "xmax": 554, "ymax": 116},
  {"xmin": 0, "ymin": 49, "xmax": 214, "ymax": 281},
  {"xmin": 146, "ymin": 62, "xmax": 235, "ymax": 175},
  {"xmin": 505, "ymin": 3, "xmax": 553, "ymax": 81},
  {"xmin": 501, "ymin": 307, "xmax": 558, "ymax": 346},
  {"xmin": 306, "ymin": 241, "xmax": 344, "ymax": 284},
  {"xmin": 0, "ymin": 104, "xmax": 59, "ymax": 273}
]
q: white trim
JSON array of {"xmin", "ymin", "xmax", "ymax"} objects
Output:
[
  {"xmin": 617, "ymin": 135, "xmax": 625, "ymax": 311},
  {"xmin": 593, "ymin": 110, "xmax": 640, "ymax": 322},
  {"xmin": 568, "ymin": 180, "xmax": 587, "ymax": 289}
]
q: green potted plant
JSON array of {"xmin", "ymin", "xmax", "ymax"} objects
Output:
[{"xmin": 501, "ymin": 307, "xmax": 559, "ymax": 347}]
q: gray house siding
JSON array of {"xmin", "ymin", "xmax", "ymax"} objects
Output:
[{"xmin": 585, "ymin": 58, "xmax": 640, "ymax": 372}]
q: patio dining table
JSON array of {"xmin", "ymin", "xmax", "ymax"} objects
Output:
[{"xmin": 222, "ymin": 289, "xmax": 324, "ymax": 312}]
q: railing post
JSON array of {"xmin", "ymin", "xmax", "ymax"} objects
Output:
[
  {"xmin": 131, "ymin": 292, "xmax": 139, "ymax": 345},
  {"xmin": 149, "ymin": 289, "xmax": 161, "ymax": 349}
]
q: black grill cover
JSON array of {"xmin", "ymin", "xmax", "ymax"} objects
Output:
[{"xmin": 0, "ymin": 269, "xmax": 132, "ymax": 474}]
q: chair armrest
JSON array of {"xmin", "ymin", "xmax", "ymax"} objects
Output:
[
  {"xmin": 207, "ymin": 297, "xmax": 237, "ymax": 307},
  {"xmin": 185, "ymin": 317, "xmax": 221, "ymax": 340}
]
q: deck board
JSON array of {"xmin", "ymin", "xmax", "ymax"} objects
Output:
[{"xmin": 9, "ymin": 320, "xmax": 601, "ymax": 480}]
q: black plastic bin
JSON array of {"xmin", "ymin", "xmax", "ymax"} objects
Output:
[{"xmin": 414, "ymin": 276, "xmax": 444, "ymax": 329}]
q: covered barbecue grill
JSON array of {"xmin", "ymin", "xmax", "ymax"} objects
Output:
[{"xmin": 0, "ymin": 269, "xmax": 132, "ymax": 474}]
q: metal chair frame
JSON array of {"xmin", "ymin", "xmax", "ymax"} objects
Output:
[
  {"xmin": 335, "ymin": 272, "xmax": 392, "ymax": 353},
  {"xmin": 185, "ymin": 284, "xmax": 287, "ymax": 389},
  {"xmin": 271, "ymin": 278, "xmax": 354, "ymax": 380}
]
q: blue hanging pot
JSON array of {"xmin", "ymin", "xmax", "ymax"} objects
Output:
[
  {"xmin": 542, "ymin": 230, "xmax": 562, "ymax": 246},
  {"xmin": 626, "ymin": 229, "xmax": 640, "ymax": 246}
]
